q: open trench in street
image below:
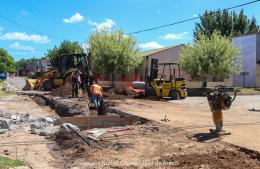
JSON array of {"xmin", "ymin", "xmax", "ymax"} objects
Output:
[{"xmin": 22, "ymin": 93, "xmax": 260, "ymax": 169}]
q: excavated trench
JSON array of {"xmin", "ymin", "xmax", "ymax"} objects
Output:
[{"xmin": 31, "ymin": 94, "xmax": 149, "ymax": 130}]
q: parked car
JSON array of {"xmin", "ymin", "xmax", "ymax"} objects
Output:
[{"xmin": 0, "ymin": 73, "xmax": 7, "ymax": 80}]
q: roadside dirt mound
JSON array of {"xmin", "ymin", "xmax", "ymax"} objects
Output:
[
  {"xmin": 159, "ymin": 149, "xmax": 260, "ymax": 169},
  {"xmin": 51, "ymin": 82, "xmax": 72, "ymax": 97},
  {"xmin": 104, "ymin": 90, "xmax": 126, "ymax": 100},
  {"xmin": 104, "ymin": 87, "xmax": 136, "ymax": 100}
]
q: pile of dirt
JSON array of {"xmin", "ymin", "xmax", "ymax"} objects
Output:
[
  {"xmin": 51, "ymin": 82, "xmax": 72, "ymax": 97},
  {"xmin": 159, "ymin": 149, "xmax": 260, "ymax": 169},
  {"xmin": 104, "ymin": 87, "xmax": 136, "ymax": 100}
]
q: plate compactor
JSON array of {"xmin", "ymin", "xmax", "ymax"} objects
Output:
[{"xmin": 207, "ymin": 85, "xmax": 237, "ymax": 135}]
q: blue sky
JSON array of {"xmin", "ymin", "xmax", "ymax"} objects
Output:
[{"xmin": 0, "ymin": 0, "xmax": 260, "ymax": 61}]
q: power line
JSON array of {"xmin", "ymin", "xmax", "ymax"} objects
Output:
[
  {"xmin": 19, "ymin": 0, "xmax": 63, "ymax": 25},
  {"xmin": 0, "ymin": 14, "xmax": 63, "ymax": 40},
  {"xmin": 0, "ymin": 14, "xmax": 86, "ymax": 41},
  {"xmin": 126, "ymin": 0, "xmax": 260, "ymax": 35}
]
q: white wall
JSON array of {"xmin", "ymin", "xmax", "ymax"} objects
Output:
[{"xmin": 232, "ymin": 34, "xmax": 257, "ymax": 87}]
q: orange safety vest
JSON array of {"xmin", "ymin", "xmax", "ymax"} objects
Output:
[{"xmin": 91, "ymin": 84, "xmax": 103, "ymax": 96}]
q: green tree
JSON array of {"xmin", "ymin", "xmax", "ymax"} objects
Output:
[
  {"xmin": 46, "ymin": 40, "xmax": 83, "ymax": 67},
  {"xmin": 180, "ymin": 31, "xmax": 241, "ymax": 88},
  {"xmin": 194, "ymin": 9, "xmax": 260, "ymax": 39},
  {"xmin": 0, "ymin": 48, "xmax": 16, "ymax": 73},
  {"xmin": 88, "ymin": 29, "xmax": 141, "ymax": 87}
]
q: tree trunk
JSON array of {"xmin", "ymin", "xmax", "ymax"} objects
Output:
[
  {"xmin": 111, "ymin": 72, "xmax": 115, "ymax": 88},
  {"xmin": 201, "ymin": 75, "xmax": 208, "ymax": 88},
  {"xmin": 202, "ymin": 80, "xmax": 207, "ymax": 88}
]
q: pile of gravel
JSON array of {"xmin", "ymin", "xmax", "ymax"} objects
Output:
[
  {"xmin": 0, "ymin": 110, "xmax": 31, "ymax": 134},
  {"xmin": 30, "ymin": 117, "xmax": 80, "ymax": 136}
]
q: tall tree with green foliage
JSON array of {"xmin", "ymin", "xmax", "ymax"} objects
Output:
[
  {"xmin": 180, "ymin": 31, "xmax": 241, "ymax": 88},
  {"xmin": 46, "ymin": 40, "xmax": 83, "ymax": 67},
  {"xmin": 0, "ymin": 48, "xmax": 16, "ymax": 73},
  {"xmin": 194, "ymin": 9, "xmax": 259, "ymax": 39},
  {"xmin": 88, "ymin": 30, "xmax": 141, "ymax": 87}
]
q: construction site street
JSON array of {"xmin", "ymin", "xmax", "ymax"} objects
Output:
[
  {"xmin": 6, "ymin": 77, "xmax": 260, "ymax": 152},
  {"xmin": 114, "ymin": 95, "xmax": 260, "ymax": 152}
]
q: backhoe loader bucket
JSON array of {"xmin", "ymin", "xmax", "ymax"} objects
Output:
[{"xmin": 23, "ymin": 79, "xmax": 37, "ymax": 90}]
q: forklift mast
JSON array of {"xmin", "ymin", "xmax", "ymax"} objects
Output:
[{"xmin": 147, "ymin": 58, "xmax": 181, "ymax": 82}]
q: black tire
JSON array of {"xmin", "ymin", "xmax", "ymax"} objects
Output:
[
  {"xmin": 42, "ymin": 80, "xmax": 53, "ymax": 91},
  {"xmin": 146, "ymin": 87, "xmax": 156, "ymax": 97},
  {"xmin": 169, "ymin": 90, "xmax": 179, "ymax": 100}
]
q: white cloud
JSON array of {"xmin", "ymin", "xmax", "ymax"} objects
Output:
[
  {"xmin": 0, "ymin": 32, "xmax": 50, "ymax": 44},
  {"xmin": 140, "ymin": 41, "xmax": 164, "ymax": 50},
  {"xmin": 63, "ymin": 13, "xmax": 84, "ymax": 23},
  {"xmin": 88, "ymin": 19, "xmax": 116, "ymax": 31},
  {"xmin": 160, "ymin": 32, "xmax": 188, "ymax": 40},
  {"xmin": 10, "ymin": 42, "xmax": 35, "ymax": 52},
  {"xmin": 87, "ymin": 20, "xmax": 98, "ymax": 26},
  {"xmin": 96, "ymin": 19, "xmax": 115, "ymax": 31},
  {"xmin": 81, "ymin": 43, "xmax": 89, "ymax": 52}
]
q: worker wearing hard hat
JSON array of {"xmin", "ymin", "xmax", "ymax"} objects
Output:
[{"xmin": 90, "ymin": 82, "xmax": 104, "ymax": 114}]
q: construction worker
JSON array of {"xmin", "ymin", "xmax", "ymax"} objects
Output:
[
  {"xmin": 90, "ymin": 82, "xmax": 104, "ymax": 114},
  {"xmin": 71, "ymin": 64, "xmax": 82, "ymax": 97}
]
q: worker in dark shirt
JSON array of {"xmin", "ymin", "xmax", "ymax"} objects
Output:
[{"xmin": 71, "ymin": 64, "xmax": 82, "ymax": 97}]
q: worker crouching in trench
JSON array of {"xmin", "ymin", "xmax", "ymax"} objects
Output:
[{"xmin": 207, "ymin": 86, "xmax": 236, "ymax": 135}]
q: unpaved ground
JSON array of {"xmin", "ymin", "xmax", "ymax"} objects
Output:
[
  {"xmin": 113, "ymin": 96, "xmax": 260, "ymax": 152},
  {"xmin": 2, "ymin": 77, "xmax": 260, "ymax": 168},
  {"xmin": 0, "ymin": 95, "xmax": 62, "ymax": 169},
  {"xmin": 54, "ymin": 122, "xmax": 260, "ymax": 169}
]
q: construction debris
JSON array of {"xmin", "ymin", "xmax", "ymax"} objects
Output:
[
  {"xmin": 161, "ymin": 115, "xmax": 170, "ymax": 122},
  {"xmin": 0, "ymin": 111, "xmax": 31, "ymax": 134},
  {"xmin": 0, "ymin": 118, "xmax": 9, "ymax": 134},
  {"xmin": 60, "ymin": 123, "xmax": 80, "ymax": 133},
  {"xmin": 30, "ymin": 116, "xmax": 59, "ymax": 136}
]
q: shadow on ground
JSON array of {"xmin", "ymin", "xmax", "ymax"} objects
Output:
[{"xmin": 193, "ymin": 133, "xmax": 222, "ymax": 142}]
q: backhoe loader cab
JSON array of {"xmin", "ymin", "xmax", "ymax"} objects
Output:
[
  {"xmin": 148, "ymin": 63, "xmax": 187, "ymax": 99},
  {"xmin": 59, "ymin": 53, "xmax": 91, "ymax": 80}
]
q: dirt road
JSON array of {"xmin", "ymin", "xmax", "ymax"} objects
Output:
[
  {"xmin": 114, "ymin": 96, "xmax": 260, "ymax": 152},
  {"xmin": 6, "ymin": 77, "xmax": 26, "ymax": 90}
]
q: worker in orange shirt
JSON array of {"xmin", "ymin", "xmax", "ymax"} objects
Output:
[{"xmin": 90, "ymin": 82, "xmax": 104, "ymax": 114}]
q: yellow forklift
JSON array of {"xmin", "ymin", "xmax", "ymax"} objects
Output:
[
  {"xmin": 147, "ymin": 62, "xmax": 187, "ymax": 99},
  {"xmin": 132, "ymin": 59, "xmax": 187, "ymax": 100},
  {"xmin": 24, "ymin": 53, "xmax": 92, "ymax": 91}
]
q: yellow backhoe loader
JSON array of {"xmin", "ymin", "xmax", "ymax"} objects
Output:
[{"xmin": 24, "ymin": 53, "xmax": 92, "ymax": 91}]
